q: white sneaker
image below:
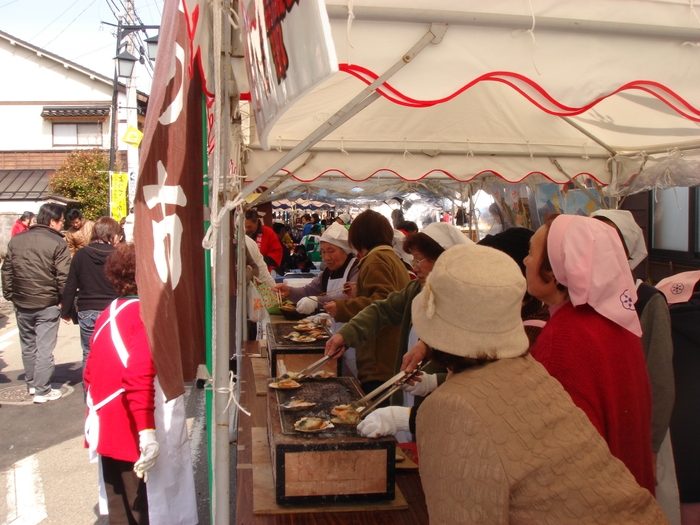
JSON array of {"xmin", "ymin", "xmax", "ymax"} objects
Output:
[
  {"xmin": 33, "ymin": 389, "xmax": 62, "ymax": 404},
  {"xmin": 28, "ymin": 387, "xmax": 35, "ymax": 395}
]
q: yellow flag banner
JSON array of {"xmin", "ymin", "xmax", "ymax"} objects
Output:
[
  {"xmin": 110, "ymin": 172, "xmax": 129, "ymax": 220},
  {"xmin": 122, "ymin": 125, "xmax": 144, "ymax": 147}
]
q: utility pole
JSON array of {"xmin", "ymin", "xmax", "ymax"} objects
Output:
[{"xmin": 126, "ymin": 0, "xmax": 139, "ymax": 206}]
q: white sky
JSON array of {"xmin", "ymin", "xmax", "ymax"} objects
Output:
[{"xmin": 0, "ymin": 0, "xmax": 164, "ymax": 93}]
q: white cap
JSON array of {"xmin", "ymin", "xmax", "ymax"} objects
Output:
[
  {"xmin": 392, "ymin": 230, "xmax": 413, "ymax": 265},
  {"xmin": 320, "ymin": 222, "xmax": 353, "ymax": 253},
  {"xmin": 422, "ymin": 222, "xmax": 473, "ymax": 250},
  {"xmin": 338, "ymin": 213, "xmax": 352, "ymax": 224},
  {"xmin": 590, "ymin": 209, "xmax": 647, "ymax": 270}
]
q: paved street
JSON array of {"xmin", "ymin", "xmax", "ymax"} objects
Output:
[{"xmin": 0, "ymin": 307, "xmax": 215, "ymax": 525}]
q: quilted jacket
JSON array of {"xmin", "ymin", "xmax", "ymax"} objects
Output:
[
  {"xmin": 2, "ymin": 224, "xmax": 71, "ymax": 309},
  {"xmin": 417, "ymin": 354, "xmax": 668, "ymax": 525}
]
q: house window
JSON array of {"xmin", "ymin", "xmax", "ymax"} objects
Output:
[{"xmin": 52, "ymin": 122, "xmax": 103, "ymax": 146}]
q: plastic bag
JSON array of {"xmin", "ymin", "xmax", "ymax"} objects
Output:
[
  {"xmin": 248, "ymin": 283, "xmax": 267, "ymax": 322},
  {"xmin": 252, "ymin": 277, "xmax": 281, "ymax": 315}
]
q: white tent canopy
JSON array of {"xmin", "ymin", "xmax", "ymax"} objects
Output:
[{"xmin": 237, "ymin": 0, "xmax": 700, "ymax": 204}]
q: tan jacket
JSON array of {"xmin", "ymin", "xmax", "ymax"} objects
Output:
[
  {"xmin": 417, "ymin": 355, "xmax": 668, "ymax": 525},
  {"xmin": 65, "ymin": 220, "xmax": 95, "ymax": 256},
  {"xmin": 333, "ymin": 245, "xmax": 409, "ymax": 384}
]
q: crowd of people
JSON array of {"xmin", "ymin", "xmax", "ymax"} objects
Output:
[
  {"xmin": 244, "ymin": 205, "xmax": 697, "ymax": 525},
  {"xmin": 4, "ymin": 202, "xmax": 699, "ymax": 524},
  {"xmin": 2, "ymin": 204, "xmax": 197, "ymax": 524}
]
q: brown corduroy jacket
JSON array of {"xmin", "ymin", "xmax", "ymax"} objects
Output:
[{"xmin": 333, "ymin": 245, "xmax": 409, "ymax": 384}]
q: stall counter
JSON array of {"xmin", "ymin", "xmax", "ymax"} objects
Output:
[{"xmin": 235, "ymin": 340, "xmax": 429, "ymax": 524}]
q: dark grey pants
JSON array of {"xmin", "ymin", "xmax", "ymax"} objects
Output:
[{"xmin": 15, "ymin": 305, "xmax": 60, "ymax": 396}]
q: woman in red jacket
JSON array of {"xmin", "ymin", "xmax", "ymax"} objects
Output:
[
  {"xmin": 84, "ymin": 243, "xmax": 158, "ymax": 524},
  {"xmin": 524, "ymin": 213, "xmax": 656, "ymax": 495}
]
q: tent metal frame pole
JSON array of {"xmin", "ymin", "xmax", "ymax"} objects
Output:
[
  {"xmin": 560, "ymin": 116, "xmax": 618, "ymax": 156},
  {"xmin": 246, "ymin": 154, "xmax": 315, "ymax": 208},
  {"xmin": 325, "ymin": 5, "xmax": 700, "ymax": 40},
  {"xmin": 247, "ymin": 144, "xmax": 611, "ymax": 159},
  {"xmin": 238, "ymin": 23, "xmax": 449, "ymax": 200},
  {"xmin": 212, "ymin": 1, "xmax": 232, "ymax": 523},
  {"xmin": 550, "ymin": 158, "xmax": 607, "ymax": 209},
  {"xmin": 620, "ymin": 141, "xmax": 700, "ymax": 155}
]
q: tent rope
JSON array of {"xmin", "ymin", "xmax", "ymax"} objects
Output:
[
  {"xmin": 582, "ymin": 143, "xmax": 589, "ymax": 161},
  {"xmin": 466, "ymin": 139, "xmax": 474, "ymax": 157},
  {"xmin": 691, "ymin": 0, "xmax": 700, "ymax": 26},
  {"xmin": 403, "ymin": 138, "xmax": 412, "ymax": 159},
  {"xmin": 227, "ymin": 4, "xmax": 239, "ymax": 29},
  {"xmin": 202, "ymin": 195, "xmax": 245, "ymax": 250},
  {"xmin": 346, "ymin": 0, "xmax": 356, "ymax": 59},
  {"xmin": 512, "ymin": 0, "xmax": 541, "ymax": 75},
  {"xmin": 338, "ymin": 137, "xmax": 349, "ymax": 155},
  {"xmin": 203, "ymin": 372, "xmax": 251, "ymax": 416}
]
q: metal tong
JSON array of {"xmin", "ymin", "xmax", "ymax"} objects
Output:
[
  {"xmin": 276, "ymin": 346, "xmax": 345, "ymax": 381},
  {"xmin": 352, "ymin": 360, "xmax": 433, "ymax": 419}
]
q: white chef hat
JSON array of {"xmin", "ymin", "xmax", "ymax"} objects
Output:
[
  {"xmin": 392, "ymin": 230, "xmax": 413, "ymax": 265},
  {"xmin": 422, "ymin": 222, "xmax": 473, "ymax": 250},
  {"xmin": 590, "ymin": 209, "xmax": 647, "ymax": 270},
  {"xmin": 320, "ymin": 222, "xmax": 353, "ymax": 253},
  {"xmin": 337, "ymin": 213, "xmax": 352, "ymax": 225}
]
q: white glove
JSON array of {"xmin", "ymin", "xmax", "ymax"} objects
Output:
[
  {"xmin": 296, "ymin": 296, "xmax": 318, "ymax": 315},
  {"xmin": 311, "ymin": 313, "xmax": 332, "ymax": 326},
  {"xmin": 133, "ymin": 429, "xmax": 160, "ymax": 482},
  {"xmin": 357, "ymin": 406, "xmax": 410, "ymax": 438},
  {"xmin": 402, "ymin": 373, "xmax": 438, "ymax": 397}
]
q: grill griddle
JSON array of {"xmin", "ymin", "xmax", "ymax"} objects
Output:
[
  {"xmin": 274, "ymin": 377, "xmax": 365, "ymax": 436},
  {"xmin": 268, "ymin": 322, "xmax": 331, "ymax": 350}
]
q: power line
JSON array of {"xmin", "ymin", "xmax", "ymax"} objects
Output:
[
  {"xmin": 106, "ymin": 0, "xmax": 122, "ymax": 18},
  {"xmin": 42, "ymin": 0, "xmax": 100, "ymax": 48},
  {"xmin": 72, "ymin": 42, "xmax": 113, "ymax": 60},
  {"xmin": 0, "ymin": 0, "xmax": 22, "ymax": 9},
  {"xmin": 30, "ymin": 0, "xmax": 82, "ymax": 41},
  {"xmin": 103, "ymin": 0, "xmax": 120, "ymax": 20}
]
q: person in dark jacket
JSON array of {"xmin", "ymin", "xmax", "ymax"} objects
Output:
[
  {"xmin": 2, "ymin": 203, "xmax": 70, "ymax": 403},
  {"xmin": 61, "ymin": 217, "xmax": 121, "ymax": 370}
]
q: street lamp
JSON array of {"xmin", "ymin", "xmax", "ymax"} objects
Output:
[
  {"xmin": 115, "ymin": 50, "xmax": 138, "ymax": 78},
  {"xmin": 108, "ymin": 22, "xmax": 159, "ymax": 173},
  {"xmin": 145, "ymin": 35, "xmax": 159, "ymax": 61}
]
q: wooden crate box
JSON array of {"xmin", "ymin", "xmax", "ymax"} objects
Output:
[{"xmin": 266, "ymin": 377, "xmax": 396, "ymax": 505}]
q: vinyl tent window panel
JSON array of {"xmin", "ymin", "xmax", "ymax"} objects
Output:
[
  {"xmin": 696, "ymin": 190, "xmax": 700, "ymax": 254},
  {"xmin": 652, "ymin": 187, "xmax": 689, "ymax": 252},
  {"xmin": 52, "ymin": 122, "xmax": 103, "ymax": 146}
]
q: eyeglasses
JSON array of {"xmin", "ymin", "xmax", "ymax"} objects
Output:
[{"xmin": 411, "ymin": 257, "xmax": 429, "ymax": 269}]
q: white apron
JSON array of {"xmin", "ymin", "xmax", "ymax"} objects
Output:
[
  {"xmin": 327, "ymin": 258, "xmax": 358, "ymax": 378},
  {"xmin": 86, "ymin": 299, "xmax": 198, "ymax": 525}
]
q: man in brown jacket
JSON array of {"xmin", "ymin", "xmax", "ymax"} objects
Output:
[{"xmin": 65, "ymin": 208, "xmax": 95, "ymax": 256}]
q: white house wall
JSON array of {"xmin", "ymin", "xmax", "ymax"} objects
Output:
[{"xmin": 0, "ymin": 36, "xmax": 125, "ymax": 153}]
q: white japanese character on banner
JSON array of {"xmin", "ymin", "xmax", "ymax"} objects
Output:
[{"xmin": 144, "ymin": 161, "xmax": 187, "ymax": 287}]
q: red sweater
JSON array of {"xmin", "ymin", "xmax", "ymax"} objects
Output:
[
  {"xmin": 10, "ymin": 220, "xmax": 28, "ymax": 237},
  {"xmin": 530, "ymin": 301, "xmax": 655, "ymax": 494},
  {"xmin": 84, "ymin": 298, "xmax": 156, "ymax": 463}
]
